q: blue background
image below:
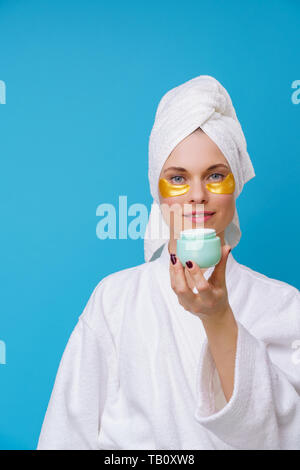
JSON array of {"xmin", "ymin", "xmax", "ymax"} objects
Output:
[{"xmin": 0, "ymin": 0, "xmax": 299, "ymax": 450}]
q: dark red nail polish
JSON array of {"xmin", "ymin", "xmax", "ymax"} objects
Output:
[
  {"xmin": 170, "ymin": 254, "xmax": 177, "ymax": 265},
  {"xmin": 186, "ymin": 260, "xmax": 193, "ymax": 268}
]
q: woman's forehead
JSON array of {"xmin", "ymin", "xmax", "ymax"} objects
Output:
[{"xmin": 161, "ymin": 131, "xmax": 229, "ymax": 171}]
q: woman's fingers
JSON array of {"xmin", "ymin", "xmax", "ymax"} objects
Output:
[
  {"xmin": 184, "ymin": 268, "xmax": 196, "ymax": 292},
  {"xmin": 184, "ymin": 260, "xmax": 212, "ymax": 301},
  {"xmin": 169, "ymin": 252, "xmax": 230, "ymax": 318},
  {"xmin": 209, "ymin": 245, "xmax": 231, "ymax": 288},
  {"xmin": 169, "ymin": 254, "xmax": 195, "ymax": 304}
]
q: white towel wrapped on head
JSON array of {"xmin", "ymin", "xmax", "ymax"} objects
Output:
[{"xmin": 144, "ymin": 75, "xmax": 256, "ymax": 262}]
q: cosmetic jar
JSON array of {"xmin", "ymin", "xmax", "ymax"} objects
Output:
[{"xmin": 176, "ymin": 228, "xmax": 221, "ymax": 268}]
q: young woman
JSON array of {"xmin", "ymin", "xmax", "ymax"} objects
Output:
[{"xmin": 37, "ymin": 75, "xmax": 300, "ymax": 450}]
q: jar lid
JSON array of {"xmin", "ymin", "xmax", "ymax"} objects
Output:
[{"xmin": 180, "ymin": 228, "xmax": 216, "ymax": 240}]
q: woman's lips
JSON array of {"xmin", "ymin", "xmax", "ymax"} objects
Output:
[{"xmin": 184, "ymin": 213, "xmax": 215, "ymax": 223}]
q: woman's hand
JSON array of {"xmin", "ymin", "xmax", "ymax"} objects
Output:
[{"xmin": 169, "ymin": 245, "xmax": 232, "ymax": 321}]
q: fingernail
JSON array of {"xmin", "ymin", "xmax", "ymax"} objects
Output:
[
  {"xmin": 186, "ymin": 260, "xmax": 193, "ymax": 269},
  {"xmin": 170, "ymin": 253, "xmax": 177, "ymax": 265}
]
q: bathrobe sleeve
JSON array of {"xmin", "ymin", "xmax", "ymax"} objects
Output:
[
  {"xmin": 37, "ymin": 282, "xmax": 114, "ymax": 450},
  {"xmin": 194, "ymin": 289, "xmax": 300, "ymax": 450}
]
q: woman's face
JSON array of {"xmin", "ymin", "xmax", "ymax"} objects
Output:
[{"xmin": 158, "ymin": 128, "xmax": 236, "ymax": 244}]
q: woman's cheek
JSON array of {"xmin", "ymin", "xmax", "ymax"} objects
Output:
[
  {"xmin": 160, "ymin": 196, "xmax": 186, "ymax": 231},
  {"xmin": 213, "ymin": 194, "xmax": 235, "ymax": 224},
  {"xmin": 212, "ymin": 193, "xmax": 233, "ymax": 209}
]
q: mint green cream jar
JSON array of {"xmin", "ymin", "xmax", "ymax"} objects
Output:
[{"xmin": 176, "ymin": 228, "xmax": 221, "ymax": 268}]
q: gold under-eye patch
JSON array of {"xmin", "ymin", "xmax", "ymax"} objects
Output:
[
  {"xmin": 159, "ymin": 172, "xmax": 235, "ymax": 198},
  {"xmin": 159, "ymin": 178, "xmax": 190, "ymax": 197},
  {"xmin": 206, "ymin": 172, "xmax": 235, "ymax": 194}
]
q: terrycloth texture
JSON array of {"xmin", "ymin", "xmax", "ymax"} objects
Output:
[
  {"xmin": 37, "ymin": 244, "xmax": 300, "ymax": 450},
  {"xmin": 144, "ymin": 75, "xmax": 256, "ymax": 262}
]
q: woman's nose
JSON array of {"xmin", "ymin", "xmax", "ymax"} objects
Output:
[{"xmin": 187, "ymin": 181, "xmax": 209, "ymax": 204}]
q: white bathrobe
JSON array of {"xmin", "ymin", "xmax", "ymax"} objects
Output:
[{"xmin": 37, "ymin": 243, "xmax": 300, "ymax": 450}]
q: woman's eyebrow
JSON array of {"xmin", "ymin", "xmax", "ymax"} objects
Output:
[
  {"xmin": 163, "ymin": 166, "xmax": 188, "ymax": 173},
  {"xmin": 163, "ymin": 164, "xmax": 230, "ymax": 174},
  {"xmin": 205, "ymin": 164, "xmax": 230, "ymax": 171}
]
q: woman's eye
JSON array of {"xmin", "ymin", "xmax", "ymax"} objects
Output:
[
  {"xmin": 208, "ymin": 173, "xmax": 224, "ymax": 182},
  {"xmin": 170, "ymin": 176, "xmax": 185, "ymax": 184},
  {"xmin": 169, "ymin": 173, "xmax": 225, "ymax": 184}
]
